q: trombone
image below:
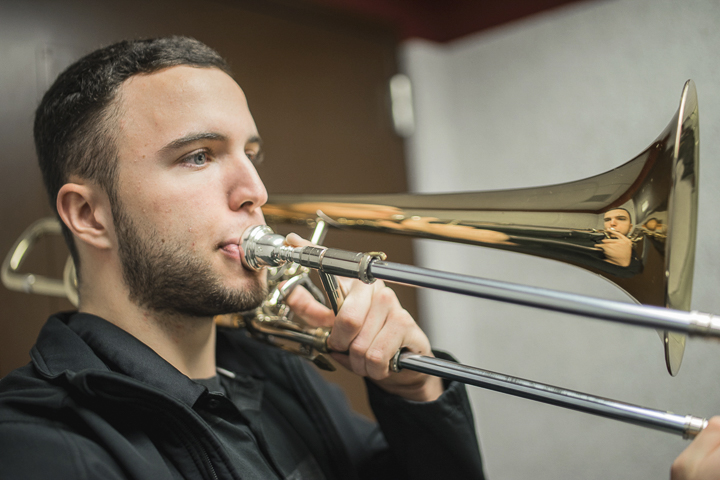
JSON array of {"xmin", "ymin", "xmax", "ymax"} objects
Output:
[
  {"xmin": 2, "ymin": 80, "xmax": 708, "ymax": 439},
  {"xmin": 261, "ymin": 79, "xmax": 700, "ymax": 377}
]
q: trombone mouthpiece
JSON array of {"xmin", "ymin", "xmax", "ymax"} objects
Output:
[
  {"xmin": 241, "ymin": 224, "xmax": 384, "ymax": 284},
  {"xmin": 240, "ymin": 225, "xmax": 289, "ymax": 271}
]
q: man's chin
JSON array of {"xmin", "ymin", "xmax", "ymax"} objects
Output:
[
  {"xmin": 225, "ymin": 264, "xmax": 267, "ymax": 287},
  {"xmin": 141, "ymin": 277, "xmax": 268, "ymax": 319}
]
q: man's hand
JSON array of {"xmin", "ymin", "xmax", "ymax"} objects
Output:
[
  {"xmin": 283, "ymin": 233, "xmax": 444, "ymax": 402},
  {"xmin": 672, "ymin": 417, "xmax": 720, "ymax": 480},
  {"xmin": 596, "ymin": 230, "xmax": 633, "ymax": 267}
]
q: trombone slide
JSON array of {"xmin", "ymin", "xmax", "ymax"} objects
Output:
[
  {"xmin": 370, "ymin": 261, "xmax": 720, "ymax": 339},
  {"xmin": 393, "ymin": 352, "xmax": 707, "ymax": 439},
  {"xmin": 241, "ymin": 225, "xmax": 712, "ymax": 438}
]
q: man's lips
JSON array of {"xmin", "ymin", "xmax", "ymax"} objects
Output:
[
  {"xmin": 220, "ymin": 239, "xmax": 258, "ymax": 272},
  {"xmin": 219, "ymin": 223, "xmax": 268, "ymax": 267},
  {"xmin": 219, "ymin": 240, "xmax": 242, "ymax": 260}
]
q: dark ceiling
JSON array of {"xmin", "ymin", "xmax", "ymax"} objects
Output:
[{"xmin": 302, "ymin": 0, "xmax": 589, "ymax": 43}]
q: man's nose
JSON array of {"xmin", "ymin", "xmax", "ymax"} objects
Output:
[{"xmin": 227, "ymin": 156, "xmax": 268, "ymax": 212}]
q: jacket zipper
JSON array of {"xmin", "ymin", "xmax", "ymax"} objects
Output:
[{"xmin": 170, "ymin": 413, "xmax": 219, "ymax": 480}]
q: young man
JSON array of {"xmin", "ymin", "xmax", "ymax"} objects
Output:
[
  {"xmin": 602, "ymin": 208, "xmax": 632, "ymax": 236},
  {"xmin": 596, "ymin": 207, "xmax": 635, "ymax": 268},
  {"xmin": 0, "ymin": 37, "xmax": 484, "ymax": 479}
]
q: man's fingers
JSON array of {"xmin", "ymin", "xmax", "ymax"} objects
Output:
[
  {"xmin": 345, "ymin": 283, "xmax": 396, "ymax": 377},
  {"xmin": 284, "ymin": 285, "xmax": 336, "ymax": 327},
  {"xmin": 285, "ymin": 232, "xmax": 312, "ymax": 247},
  {"xmin": 605, "ymin": 231, "xmax": 629, "ymax": 242},
  {"xmin": 283, "ymin": 232, "xmax": 343, "ymax": 328},
  {"xmin": 277, "ymin": 232, "xmax": 442, "ymax": 400},
  {"xmin": 672, "ymin": 417, "xmax": 720, "ymax": 479},
  {"xmin": 363, "ymin": 308, "xmax": 419, "ymax": 380},
  {"xmin": 685, "ymin": 418, "xmax": 720, "ymax": 460},
  {"xmin": 326, "ymin": 280, "xmax": 377, "ymax": 352}
]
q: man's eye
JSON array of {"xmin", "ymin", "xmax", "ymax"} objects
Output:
[
  {"xmin": 246, "ymin": 150, "xmax": 263, "ymax": 165},
  {"xmin": 183, "ymin": 151, "xmax": 208, "ymax": 166}
]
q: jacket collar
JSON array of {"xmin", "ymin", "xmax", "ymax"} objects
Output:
[{"xmin": 31, "ymin": 312, "xmax": 206, "ymax": 407}]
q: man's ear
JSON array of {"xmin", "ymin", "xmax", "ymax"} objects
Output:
[{"xmin": 56, "ymin": 182, "xmax": 113, "ymax": 250}]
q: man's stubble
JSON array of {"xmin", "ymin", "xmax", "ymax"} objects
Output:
[{"xmin": 113, "ymin": 201, "xmax": 267, "ymax": 317}]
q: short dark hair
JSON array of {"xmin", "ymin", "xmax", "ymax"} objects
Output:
[{"xmin": 34, "ymin": 36, "xmax": 231, "ymax": 272}]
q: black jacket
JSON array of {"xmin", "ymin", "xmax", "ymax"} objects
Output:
[{"xmin": 0, "ymin": 312, "xmax": 485, "ymax": 479}]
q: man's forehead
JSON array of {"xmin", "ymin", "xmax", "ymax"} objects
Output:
[
  {"xmin": 115, "ymin": 65, "xmax": 255, "ymax": 148},
  {"xmin": 118, "ymin": 66, "xmax": 245, "ymax": 111},
  {"xmin": 604, "ymin": 209, "xmax": 629, "ymax": 218}
]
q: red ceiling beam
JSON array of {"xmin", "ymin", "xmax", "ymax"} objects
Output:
[{"xmin": 305, "ymin": 0, "xmax": 588, "ymax": 42}]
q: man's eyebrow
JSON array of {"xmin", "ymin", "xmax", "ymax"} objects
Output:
[
  {"xmin": 247, "ymin": 135, "xmax": 263, "ymax": 147},
  {"xmin": 159, "ymin": 132, "xmax": 227, "ymax": 153}
]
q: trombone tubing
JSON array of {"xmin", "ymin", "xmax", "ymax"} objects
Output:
[
  {"xmin": 368, "ymin": 260, "xmax": 720, "ymax": 339},
  {"xmin": 394, "ymin": 352, "xmax": 707, "ymax": 438}
]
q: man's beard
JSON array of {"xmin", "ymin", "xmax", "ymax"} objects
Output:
[{"xmin": 113, "ymin": 205, "xmax": 266, "ymax": 317}]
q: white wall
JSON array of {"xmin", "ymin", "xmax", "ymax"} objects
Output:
[{"xmin": 401, "ymin": 1, "xmax": 720, "ymax": 478}]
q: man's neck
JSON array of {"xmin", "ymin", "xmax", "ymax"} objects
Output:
[{"xmin": 80, "ymin": 294, "xmax": 218, "ymax": 380}]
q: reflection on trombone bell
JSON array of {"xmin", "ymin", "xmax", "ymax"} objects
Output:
[
  {"xmin": 604, "ymin": 208, "xmax": 633, "ymax": 236},
  {"xmin": 598, "ymin": 208, "xmax": 635, "ymax": 267}
]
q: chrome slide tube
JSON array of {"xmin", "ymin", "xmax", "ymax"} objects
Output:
[
  {"xmin": 393, "ymin": 352, "xmax": 707, "ymax": 438},
  {"xmin": 368, "ymin": 261, "xmax": 720, "ymax": 339}
]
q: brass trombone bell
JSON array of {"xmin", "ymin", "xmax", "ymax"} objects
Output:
[{"xmin": 261, "ymin": 80, "xmax": 700, "ymax": 376}]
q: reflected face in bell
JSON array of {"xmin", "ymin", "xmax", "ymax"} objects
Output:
[
  {"xmin": 603, "ymin": 209, "xmax": 632, "ymax": 236},
  {"xmin": 111, "ymin": 65, "xmax": 269, "ymax": 316}
]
